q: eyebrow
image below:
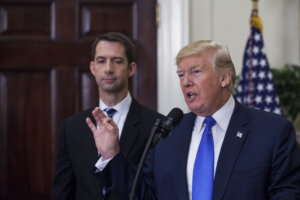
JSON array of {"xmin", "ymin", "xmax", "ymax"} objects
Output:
[
  {"xmin": 111, "ymin": 57, "xmax": 124, "ymax": 60},
  {"xmin": 176, "ymin": 69, "xmax": 183, "ymax": 74},
  {"xmin": 176, "ymin": 65, "xmax": 200, "ymax": 73},
  {"xmin": 95, "ymin": 56, "xmax": 105, "ymax": 60},
  {"xmin": 95, "ymin": 56, "xmax": 124, "ymax": 60},
  {"xmin": 190, "ymin": 65, "xmax": 200, "ymax": 70}
]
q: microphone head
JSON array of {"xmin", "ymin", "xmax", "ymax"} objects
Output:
[
  {"xmin": 153, "ymin": 108, "xmax": 184, "ymax": 142},
  {"xmin": 166, "ymin": 107, "xmax": 184, "ymax": 127}
]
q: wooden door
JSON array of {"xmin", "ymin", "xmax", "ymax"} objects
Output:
[{"xmin": 0, "ymin": 0, "xmax": 157, "ymax": 199}]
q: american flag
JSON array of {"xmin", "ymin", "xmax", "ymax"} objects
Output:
[
  {"xmin": 236, "ymin": 131, "xmax": 243, "ymax": 138},
  {"xmin": 235, "ymin": 11, "xmax": 282, "ymax": 115}
]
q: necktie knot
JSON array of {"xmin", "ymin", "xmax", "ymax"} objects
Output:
[
  {"xmin": 104, "ymin": 108, "xmax": 117, "ymax": 118},
  {"xmin": 204, "ymin": 116, "xmax": 216, "ymax": 130}
]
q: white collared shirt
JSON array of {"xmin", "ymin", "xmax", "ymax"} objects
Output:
[
  {"xmin": 186, "ymin": 95, "xmax": 235, "ymax": 200},
  {"xmin": 99, "ymin": 92, "xmax": 132, "ymax": 139}
]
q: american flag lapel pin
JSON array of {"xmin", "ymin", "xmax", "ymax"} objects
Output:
[{"xmin": 236, "ymin": 131, "xmax": 243, "ymax": 138}]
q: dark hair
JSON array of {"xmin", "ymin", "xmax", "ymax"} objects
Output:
[{"xmin": 91, "ymin": 32, "xmax": 136, "ymax": 64}]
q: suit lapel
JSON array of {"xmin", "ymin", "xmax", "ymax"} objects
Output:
[
  {"xmin": 171, "ymin": 113, "xmax": 197, "ymax": 200},
  {"xmin": 213, "ymin": 102, "xmax": 249, "ymax": 200},
  {"xmin": 119, "ymin": 99, "xmax": 141, "ymax": 157}
]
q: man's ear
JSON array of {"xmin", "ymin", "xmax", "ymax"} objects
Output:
[
  {"xmin": 89, "ymin": 61, "xmax": 95, "ymax": 76},
  {"xmin": 220, "ymin": 70, "xmax": 231, "ymax": 88},
  {"xmin": 128, "ymin": 62, "xmax": 137, "ymax": 77}
]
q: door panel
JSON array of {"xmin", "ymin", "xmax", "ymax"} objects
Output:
[{"xmin": 4, "ymin": 72, "xmax": 52, "ymax": 196}]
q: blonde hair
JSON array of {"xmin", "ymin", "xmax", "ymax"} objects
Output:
[{"xmin": 176, "ymin": 40, "xmax": 236, "ymax": 93}]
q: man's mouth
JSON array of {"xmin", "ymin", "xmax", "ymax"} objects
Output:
[
  {"xmin": 103, "ymin": 77, "xmax": 116, "ymax": 82},
  {"xmin": 186, "ymin": 92, "xmax": 196, "ymax": 100}
]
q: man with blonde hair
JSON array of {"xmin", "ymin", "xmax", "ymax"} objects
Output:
[{"xmin": 87, "ymin": 40, "xmax": 300, "ymax": 200}]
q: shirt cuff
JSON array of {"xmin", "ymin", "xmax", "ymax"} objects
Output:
[{"xmin": 95, "ymin": 156, "xmax": 113, "ymax": 171}]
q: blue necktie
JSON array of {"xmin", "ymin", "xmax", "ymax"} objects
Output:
[
  {"xmin": 192, "ymin": 116, "xmax": 216, "ymax": 200},
  {"xmin": 104, "ymin": 108, "xmax": 117, "ymax": 119}
]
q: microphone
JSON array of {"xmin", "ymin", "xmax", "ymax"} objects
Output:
[
  {"xmin": 129, "ymin": 108, "xmax": 183, "ymax": 200},
  {"xmin": 151, "ymin": 108, "xmax": 184, "ymax": 147}
]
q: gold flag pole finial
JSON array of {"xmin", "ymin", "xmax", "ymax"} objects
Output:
[
  {"xmin": 251, "ymin": 0, "xmax": 263, "ymax": 33},
  {"xmin": 252, "ymin": 0, "xmax": 258, "ymax": 11}
]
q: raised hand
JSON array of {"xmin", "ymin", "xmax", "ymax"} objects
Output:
[{"xmin": 85, "ymin": 107, "xmax": 120, "ymax": 160}]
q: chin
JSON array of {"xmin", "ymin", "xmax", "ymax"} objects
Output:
[
  {"xmin": 187, "ymin": 102, "xmax": 199, "ymax": 111},
  {"xmin": 189, "ymin": 107, "xmax": 200, "ymax": 115},
  {"xmin": 189, "ymin": 106, "xmax": 206, "ymax": 116}
]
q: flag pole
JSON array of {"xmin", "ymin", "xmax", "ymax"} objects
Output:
[
  {"xmin": 247, "ymin": 0, "xmax": 259, "ymax": 107},
  {"xmin": 252, "ymin": 0, "xmax": 258, "ymax": 11}
]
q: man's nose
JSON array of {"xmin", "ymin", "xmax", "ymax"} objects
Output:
[
  {"xmin": 182, "ymin": 74, "xmax": 192, "ymax": 87},
  {"xmin": 104, "ymin": 61, "xmax": 114, "ymax": 73}
]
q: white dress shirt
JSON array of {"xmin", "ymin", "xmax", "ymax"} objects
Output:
[
  {"xmin": 99, "ymin": 92, "xmax": 131, "ymax": 139},
  {"xmin": 186, "ymin": 95, "xmax": 235, "ymax": 200}
]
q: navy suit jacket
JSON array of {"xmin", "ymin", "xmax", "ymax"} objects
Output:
[
  {"xmin": 95, "ymin": 101, "xmax": 300, "ymax": 200},
  {"xmin": 52, "ymin": 98, "xmax": 165, "ymax": 200}
]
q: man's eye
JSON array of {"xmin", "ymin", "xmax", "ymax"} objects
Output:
[
  {"xmin": 113, "ymin": 59, "xmax": 123, "ymax": 64},
  {"xmin": 177, "ymin": 74, "xmax": 184, "ymax": 79},
  {"xmin": 191, "ymin": 70, "xmax": 200, "ymax": 75},
  {"xmin": 96, "ymin": 60, "xmax": 105, "ymax": 64}
]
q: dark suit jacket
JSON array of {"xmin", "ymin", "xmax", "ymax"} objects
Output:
[
  {"xmin": 52, "ymin": 98, "xmax": 165, "ymax": 200},
  {"xmin": 95, "ymin": 101, "xmax": 300, "ymax": 200}
]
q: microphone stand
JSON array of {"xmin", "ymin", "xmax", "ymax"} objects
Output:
[{"xmin": 129, "ymin": 119, "xmax": 162, "ymax": 200}]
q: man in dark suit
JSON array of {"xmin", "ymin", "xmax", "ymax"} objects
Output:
[
  {"xmin": 51, "ymin": 32, "xmax": 164, "ymax": 200},
  {"xmin": 87, "ymin": 40, "xmax": 300, "ymax": 199}
]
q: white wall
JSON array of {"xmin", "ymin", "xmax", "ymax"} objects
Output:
[
  {"xmin": 190, "ymin": 0, "xmax": 300, "ymax": 74},
  {"xmin": 158, "ymin": 0, "xmax": 299, "ymax": 115}
]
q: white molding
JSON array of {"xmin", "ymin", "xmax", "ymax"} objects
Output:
[{"xmin": 157, "ymin": 0, "xmax": 190, "ymax": 115}]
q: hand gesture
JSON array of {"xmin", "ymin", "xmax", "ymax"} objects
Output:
[{"xmin": 85, "ymin": 107, "xmax": 120, "ymax": 160}]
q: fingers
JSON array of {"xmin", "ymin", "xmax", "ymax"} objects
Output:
[
  {"xmin": 103, "ymin": 118, "xmax": 119, "ymax": 132},
  {"xmin": 86, "ymin": 117, "xmax": 97, "ymax": 132},
  {"xmin": 86, "ymin": 107, "xmax": 119, "ymax": 136},
  {"xmin": 86, "ymin": 107, "xmax": 118, "ymax": 133},
  {"xmin": 92, "ymin": 107, "xmax": 107, "ymax": 126}
]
